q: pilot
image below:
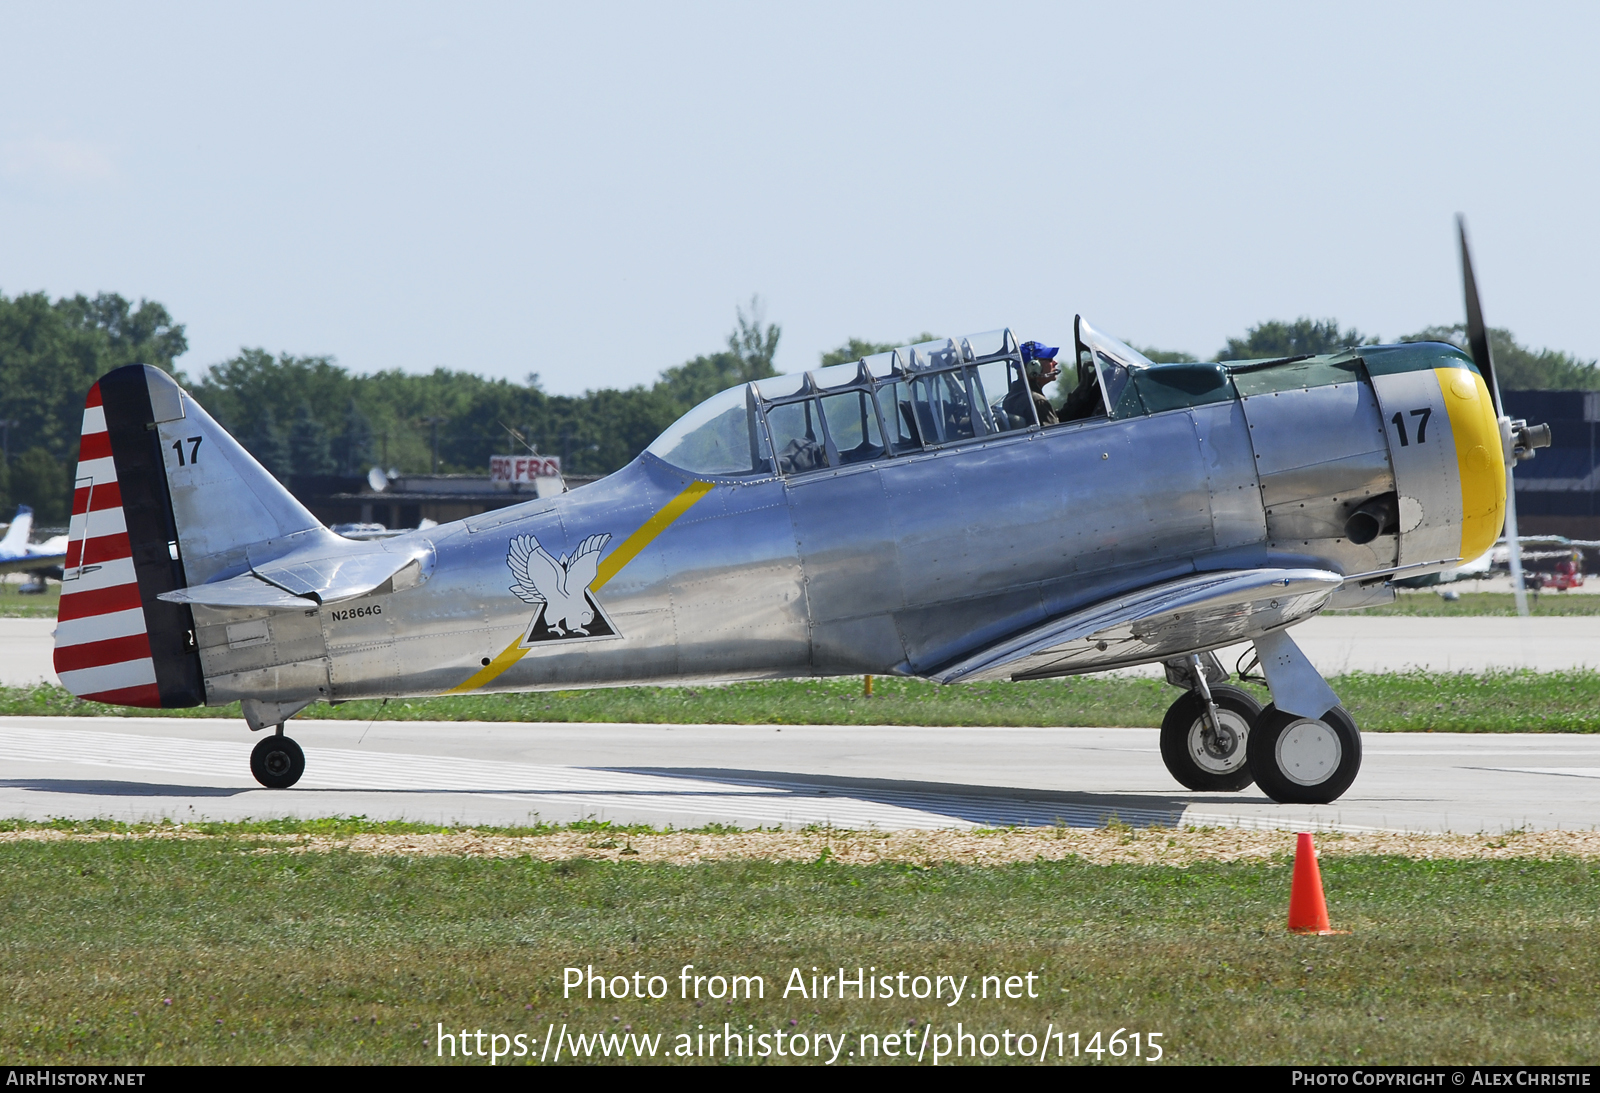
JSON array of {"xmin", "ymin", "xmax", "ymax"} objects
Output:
[
  {"xmin": 1058, "ymin": 348, "xmax": 1104, "ymax": 422},
  {"xmin": 1005, "ymin": 341, "xmax": 1062, "ymax": 426}
]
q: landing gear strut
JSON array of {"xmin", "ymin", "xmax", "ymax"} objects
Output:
[
  {"xmin": 250, "ymin": 726, "xmax": 305, "ymax": 789},
  {"xmin": 1159, "ymin": 653, "xmax": 1260, "ymax": 792},
  {"xmin": 1243, "ymin": 630, "xmax": 1363, "ymax": 804}
]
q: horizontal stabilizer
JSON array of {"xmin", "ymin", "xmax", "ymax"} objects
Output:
[
  {"xmin": 253, "ymin": 547, "xmax": 431, "ymax": 604},
  {"xmin": 932, "ymin": 568, "xmax": 1342, "ymax": 684},
  {"xmin": 160, "ymin": 541, "xmax": 434, "ymax": 609},
  {"xmin": 158, "ymin": 573, "xmax": 318, "ymax": 609}
]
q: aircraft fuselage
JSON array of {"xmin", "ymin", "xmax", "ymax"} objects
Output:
[{"xmin": 183, "ymin": 341, "xmax": 1500, "ymax": 708}]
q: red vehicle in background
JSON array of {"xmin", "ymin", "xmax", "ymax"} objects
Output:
[{"xmin": 1540, "ymin": 557, "xmax": 1585, "ymax": 592}]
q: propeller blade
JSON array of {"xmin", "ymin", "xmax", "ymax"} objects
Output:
[
  {"xmin": 1457, "ymin": 214, "xmax": 1503, "ymax": 416},
  {"xmin": 1458, "ymin": 216, "xmax": 1528, "ymax": 614}
]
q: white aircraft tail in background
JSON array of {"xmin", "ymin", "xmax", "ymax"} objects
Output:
[
  {"xmin": 0, "ymin": 505, "xmax": 69, "ymax": 578},
  {"xmin": 0, "ymin": 506, "xmax": 34, "ymax": 554}
]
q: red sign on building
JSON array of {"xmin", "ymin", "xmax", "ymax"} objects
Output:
[{"xmin": 490, "ymin": 455, "xmax": 563, "ymax": 483}]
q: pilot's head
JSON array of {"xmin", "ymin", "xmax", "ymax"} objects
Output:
[{"xmin": 1021, "ymin": 341, "xmax": 1060, "ymax": 388}]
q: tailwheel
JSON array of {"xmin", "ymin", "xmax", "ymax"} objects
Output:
[
  {"xmin": 1246, "ymin": 704, "xmax": 1362, "ymax": 805},
  {"xmin": 1159, "ymin": 684, "xmax": 1261, "ymax": 792},
  {"xmin": 250, "ymin": 733, "xmax": 305, "ymax": 789}
]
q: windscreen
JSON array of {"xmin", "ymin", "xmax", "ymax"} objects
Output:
[
  {"xmin": 645, "ymin": 386, "xmax": 769, "ymax": 476},
  {"xmin": 1075, "ymin": 317, "xmax": 1154, "ymax": 418}
]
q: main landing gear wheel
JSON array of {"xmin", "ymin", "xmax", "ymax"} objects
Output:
[
  {"xmin": 1246, "ymin": 704, "xmax": 1362, "ymax": 805},
  {"xmin": 250, "ymin": 733, "xmax": 305, "ymax": 789},
  {"xmin": 1159, "ymin": 685, "xmax": 1261, "ymax": 792}
]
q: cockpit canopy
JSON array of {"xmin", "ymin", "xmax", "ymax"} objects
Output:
[{"xmin": 644, "ymin": 322, "xmax": 1188, "ymax": 478}]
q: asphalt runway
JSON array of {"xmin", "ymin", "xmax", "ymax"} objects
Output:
[
  {"xmin": 1, "ymin": 717, "xmax": 1596, "ymax": 835},
  {"xmin": 2, "ymin": 613, "xmax": 1595, "ymax": 834}
]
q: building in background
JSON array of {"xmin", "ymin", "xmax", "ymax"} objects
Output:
[
  {"xmin": 1504, "ymin": 390, "xmax": 1600, "ymax": 541},
  {"xmin": 285, "ymin": 472, "xmax": 600, "ymax": 530}
]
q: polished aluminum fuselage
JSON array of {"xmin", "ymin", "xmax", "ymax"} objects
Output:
[{"xmin": 192, "ymin": 353, "xmax": 1480, "ymax": 706}]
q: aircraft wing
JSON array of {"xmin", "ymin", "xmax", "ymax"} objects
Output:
[
  {"xmin": 0, "ymin": 552, "xmax": 67, "ymax": 576},
  {"xmin": 930, "ymin": 568, "xmax": 1343, "ymax": 685}
]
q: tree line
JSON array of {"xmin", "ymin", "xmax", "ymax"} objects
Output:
[
  {"xmin": 1, "ymin": 290, "xmax": 1596, "ymax": 525},
  {"xmin": 1138, "ymin": 316, "xmax": 1599, "ymax": 389}
]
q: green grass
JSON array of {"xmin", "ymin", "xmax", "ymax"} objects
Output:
[
  {"xmin": 0, "ymin": 816, "xmax": 698, "ymax": 838},
  {"xmin": 5, "ymin": 669, "xmax": 1597, "ymax": 732},
  {"xmin": 1363, "ymin": 591, "xmax": 1600, "ymax": 616},
  {"xmin": 0, "ymin": 838, "xmax": 1596, "ymax": 1065},
  {"xmin": 0, "ymin": 585, "xmax": 60, "ymax": 617}
]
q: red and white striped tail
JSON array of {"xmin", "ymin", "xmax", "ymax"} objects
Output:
[
  {"xmin": 53, "ymin": 366, "xmax": 205, "ymax": 709},
  {"xmin": 53, "ymin": 381, "xmax": 163, "ymax": 706}
]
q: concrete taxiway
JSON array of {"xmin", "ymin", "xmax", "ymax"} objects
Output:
[
  {"xmin": 1, "ymin": 717, "xmax": 1595, "ymax": 835},
  {"xmin": 2, "ymin": 610, "xmax": 1594, "ymax": 834}
]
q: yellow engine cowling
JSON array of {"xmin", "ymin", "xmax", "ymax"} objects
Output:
[{"xmin": 1363, "ymin": 345, "xmax": 1505, "ymax": 576}]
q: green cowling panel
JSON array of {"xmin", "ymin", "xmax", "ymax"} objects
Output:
[
  {"xmin": 1132, "ymin": 363, "xmax": 1235, "ymax": 415},
  {"xmin": 1229, "ymin": 354, "xmax": 1364, "ymax": 396},
  {"xmin": 1092, "ymin": 342, "xmax": 1481, "ymax": 417},
  {"xmin": 1360, "ymin": 341, "xmax": 1481, "ymax": 379}
]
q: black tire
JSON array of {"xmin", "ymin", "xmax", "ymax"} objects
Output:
[
  {"xmin": 250, "ymin": 734, "xmax": 305, "ymax": 789},
  {"xmin": 1159, "ymin": 684, "xmax": 1261, "ymax": 792},
  {"xmin": 1246, "ymin": 704, "xmax": 1362, "ymax": 804}
]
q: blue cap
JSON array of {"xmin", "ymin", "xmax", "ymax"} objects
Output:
[{"xmin": 1021, "ymin": 340, "xmax": 1059, "ymax": 363}]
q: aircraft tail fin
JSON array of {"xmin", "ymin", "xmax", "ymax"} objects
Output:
[
  {"xmin": 0, "ymin": 506, "xmax": 33, "ymax": 554},
  {"xmin": 53, "ymin": 365, "xmax": 328, "ymax": 708}
]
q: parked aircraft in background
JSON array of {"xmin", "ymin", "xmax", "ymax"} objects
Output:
[
  {"xmin": 1397, "ymin": 534, "xmax": 1599, "ymax": 593},
  {"xmin": 51, "ymin": 222, "xmax": 1550, "ymax": 806},
  {"xmin": 0, "ymin": 506, "xmax": 69, "ymax": 581}
]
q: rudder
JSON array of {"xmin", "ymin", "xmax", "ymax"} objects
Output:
[
  {"xmin": 55, "ymin": 369, "xmax": 202, "ymax": 705},
  {"xmin": 53, "ymin": 365, "xmax": 327, "ymax": 708}
]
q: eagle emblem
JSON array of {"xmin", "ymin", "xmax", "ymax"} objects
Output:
[{"xmin": 506, "ymin": 532, "xmax": 617, "ymax": 642}]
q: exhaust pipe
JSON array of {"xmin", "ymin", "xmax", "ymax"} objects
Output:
[
  {"xmin": 1513, "ymin": 420, "xmax": 1552, "ymax": 462},
  {"xmin": 1344, "ymin": 492, "xmax": 1398, "ymax": 545}
]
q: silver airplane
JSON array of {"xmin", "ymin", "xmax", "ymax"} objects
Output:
[{"xmin": 52, "ymin": 226, "xmax": 1549, "ymax": 805}]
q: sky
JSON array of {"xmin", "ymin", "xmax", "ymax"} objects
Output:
[{"xmin": 2, "ymin": 2, "xmax": 1598, "ymax": 395}]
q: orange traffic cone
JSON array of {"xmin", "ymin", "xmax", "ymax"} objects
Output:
[{"xmin": 1287, "ymin": 833, "xmax": 1341, "ymax": 935}]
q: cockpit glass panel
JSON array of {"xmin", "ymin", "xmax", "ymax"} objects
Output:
[
  {"xmin": 810, "ymin": 362, "xmax": 862, "ymax": 390},
  {"xmin": 878, "ymin": 378, "xmax": 922, "ymax": 454},
  {"xmin": 911, "ymin": 371, "xmax": 977, "ymax": 444},
  {"xmin": 905, "ymin": 337, "xmax": 962, "ymax": 372},
  {"xmin": 962, "ymin": 329, "xmax": 1012, "ymax": 359},
  {"xmin": 863, "ymin": 351, "xmax": 898, "ymax": 379},
  {"xmin": 819, "ymin": 391, "xmax": 885, "ymax": 465},
  {"xmin": 972, "ymin": 360, "xmax": 1032, "ymax": 433},
  {"xmin": 755, "ymin": 373, "xmax": 807, "ymax": 400},
  {"xmin": 765, "ymin": 398, "xmax": 831, "ymax": 475},
  {"xmin": 645, "ymin": 385, "xmax": 769, "ymax": 476},
  {"xmin": 1091, "ymin": 349, "xmax": 1141, "ymax": 418}
]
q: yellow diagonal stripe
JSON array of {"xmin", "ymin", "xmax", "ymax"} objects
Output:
[
  {"xmin": 443, "ymin": 637, "xmax": 532, "ymax": 696},
  {"xmin": 593, "ymin": 479, "xmax": 713, "ymax": 591},
  {"xmin": 442, "ymin": 479, "xmax": 715, "ymax": 694}
]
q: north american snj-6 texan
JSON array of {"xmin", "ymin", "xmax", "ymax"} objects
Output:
[{"xmin": 51, "ymin": 221, "xmax": 1552, "ymax": 805}]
